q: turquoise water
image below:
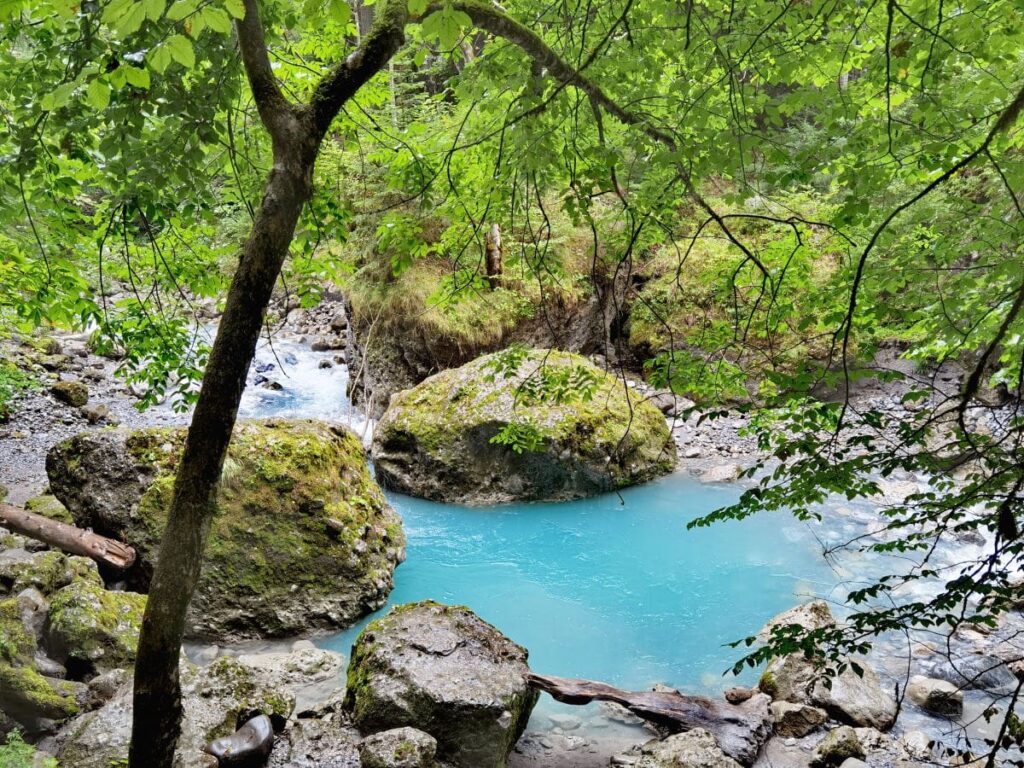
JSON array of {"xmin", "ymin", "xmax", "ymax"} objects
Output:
[{"xmin": 321, "ymin": 472, "xmax": 836, "ymax": 693}]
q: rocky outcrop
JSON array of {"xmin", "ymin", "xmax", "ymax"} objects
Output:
[
  {"xmin": 46, "ymin": 419, "xmax": 405, "ymax": 640},
  {"xmin": 636, "ymin": 730, "xmax": 742, "ymax": 768},
  {"xmin": 56, "ymin": 654, "xmax": 308, "ymax": 768},
  {"xmin": 343, "ymin": 601, "xmax": 538, "ymax": 768},
  {"xmin": 372, "ymin": 349, "xmax": 676, "ymax": 504}
]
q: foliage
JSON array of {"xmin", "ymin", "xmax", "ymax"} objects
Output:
[
  {"xmin": 0, "ymin": 361, "xmax": 39, "ymax": 422},
  {"xmin": 0, "ymin": 731, "xmax": 57, "ymax": 768}
]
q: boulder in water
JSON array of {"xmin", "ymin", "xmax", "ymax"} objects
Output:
[
  {"xmin": 906, "ymin": 675, "xmax": 962, "ymax": 716},
  {"xmin": 343, "ymin": 601, "xmax": 538, "ymax": 768},
  {"xmin": 46, "ymin": 419, "xmax": 405, "ymax": 640},
  {"xmin": 372, "ymin": 349, "xmax": 676, "ymax": 504}
]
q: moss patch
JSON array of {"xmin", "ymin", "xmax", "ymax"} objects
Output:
[{"xmin": 47, "ymin": 581, "xmax": 146, "ymax": 675}]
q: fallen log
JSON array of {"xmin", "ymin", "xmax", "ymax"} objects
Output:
[
  {"xmin": 525, "ymin": 673, "xmax": 770, "ymax": 766},
  {"xmin": 0, "ymin": 503, "xmax": 136, "ymax": 570}
]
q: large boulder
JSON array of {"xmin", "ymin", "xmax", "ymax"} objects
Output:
[
  {"xmin": 372, "ymin": 349, "xmax": 676, "ymax": 504},
  {"xmin": 343, "ymin": 601, "xmax": 539, "ymax": 768},
  {"xmin": 46, "ymin": 419, "xmax": 406, "ymax": 639},
  {"xmin": 636, "ymin": 730, "xmax": 742, "ymax": 768},
  {"xmin": 906, "ymin": 675, "xmax": 962, "ymax": 716},
  {"xmin": 56, "ymin": 651, "xmax": 335, "ymax": 768}
]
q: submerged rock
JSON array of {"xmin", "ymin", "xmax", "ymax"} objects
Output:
[
  {"xmin": 372, "ymin": 349, "xmax": 676, "ymax": 504},
  {"xmin": 343, "ymin": 601, "xmax": 538, "ymax": 768},
  {"xmin": 57, "ymin": 654, "xmax": 299, "ymax": 768},
  {"xmin": 46, "ymin": 419, "xmax": 405, "ymax": 640},
  {"xmin": 636, "ymin": 730, "xmax": 742, "ymax": 768}
]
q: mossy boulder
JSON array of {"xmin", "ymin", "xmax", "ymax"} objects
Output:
[
  {"xmin": 45, "ymin": 581, "xmax": 145, "ymax": 677},
  {"xmin": 0, "ymin": 597, "xmax": 82, "ymax": 728},
  {"xmin": 372, "ymin": 349, "xmax": 676, "ymax": 504},
  {"xmin": 23, "ymin": 494, "xmax": 74, "ymax": 526},
  {"xmin": 344, "ymin": 601, "xmax": 538, "ymax": 768},
  {"xmin": 46, "ymin": 419, "xmax": 405, "ymax": 640}
]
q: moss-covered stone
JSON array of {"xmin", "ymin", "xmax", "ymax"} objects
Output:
[
  {"xmin": 47, "ymin": 419, "xmax": 405, "ymax": 640},
  {"xmin": 372, "ymin": 349, "xmax": 677, "ymax": 503},
  {"xmin": 0, "ymin": 550, "xmax": 101, "ymax": 598},
  {"xmin": 46, "ymin": 581, "xmax": 145, "ymax": 676},
  {"xmin": 50, "ymin": 380, "xmax": 88, "ymax": 407},
  {"xmin": 0, "ymin": 599, "xmax": 80, "ymax": 725},
  {"xmin": 23, "ymin": 494, "xmax": 74, "ymax": 525}
]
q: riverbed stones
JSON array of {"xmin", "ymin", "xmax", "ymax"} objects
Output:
[
  {"xmin": 359, "ymin": 727, "xmax": 437, "ymax": 768},
  {"xmin": 46, "ymin": 419, "xmax": 405, "ymax": 639},
  {"xmin": 906, "ymin": 675, "xmax": 963, "ymax": 716},
  {"xmin": 343, "ymin": 601, "xmax": 538, "ymax": 768},
  {"xmin": 636, "ymin": 730, "xmax": 742, "ymax": 768},
  {"xmin": 372, "ymin": 349, "xmax": 676, "ymax": 504}
]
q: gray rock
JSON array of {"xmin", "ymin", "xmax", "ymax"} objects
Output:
[
  {"xmin": 205, "ymin": 714, "xmax": 274, "ymax": 767},
  {"xmin": 359, "ymin": 727, "xmax": 437, "ymax": 768},
  {"xmin": 343, "ymin": 601, "xmax": 538, "ymax": 768},
  {"xmin": 700, "ymin": 464, "xmax": 740, "ymax": 483},
  {"xmin": 760, "ymin": 602, "xmax": 835, "ymax": 641},
  {"xmin": 724, "ymin": 687, "xmax": 754, "ymax": 704},
  {"xmin": 636, "ymin": 730, "xmax": 742, "ymax": 768},
  {"xmin": 906, "ymin": 675, "xmax": 963, "ymax": 716},
  {"xmin": 79, "ymin": 404, "xmax": 109, "ymax": 424},
  {"xmin": 811, "ymin": 727, "xmax": 864, "ymax": 767},
  {"xmin": 770, "ymin": 701, "xmax": 827, "ymax": 738},
  {"xmin": 919, "ymin": 651, "xmax": 1018, "ymax": 693}
]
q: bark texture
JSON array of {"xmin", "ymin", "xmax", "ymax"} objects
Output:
[{"xmin": 0, "ymin": 503, "xmax": 136, "ymax": 570}]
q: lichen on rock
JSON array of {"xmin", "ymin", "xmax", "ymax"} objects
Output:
[
  {"xmin": 46, "ymin": 419, "xmax": 406, "ymax": 640},
  {"xmin": 372, "ymin": 348, "xmax": 677, "ymax": 504}
]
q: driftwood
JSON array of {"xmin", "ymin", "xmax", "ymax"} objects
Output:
[
  {"xmin": 525, "ymin": 673, "xmax": 771, "ymax": 766},
  {"xmin": 0, "ymin": 503, "xmax": 136, "ymax": 570}
]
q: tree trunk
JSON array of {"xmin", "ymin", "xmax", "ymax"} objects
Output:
[
  {"xmin": 485, "ymin": 222, "xmax": 502, "ymax": 289},
  {"xmin": 0, "ymin": 503, "xmax": 136, "ymax": 570},
  {"xmin": 128, "ymin": 131, "xmax": 317, "ymax": 768}
]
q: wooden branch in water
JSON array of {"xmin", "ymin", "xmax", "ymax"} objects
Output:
[
  {"xmin": 0, "ymin": 503, "xmax": 136, "ymax": 570},
  {"xmin": 525, "ymin": 673, "xmax": 770, "ymax": 766}
]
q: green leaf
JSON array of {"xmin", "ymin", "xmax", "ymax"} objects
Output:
[
  {"xmin": 143, "ymin": 0, "xmax": 164, "ymax": 20},
  {"xmin": 114, "ymin": 2, "xmax": 147, "ymax": 35},
  {"xmin": 166, "ymin": 0, "xmax": 197, "ymax": 20},
  {"xmin": 124, "ymin": 65, "xmax": 150, "ymax": 88},
  {"xmin": 223, "ymin": 0, "xmax": 244, "ymax": 18},
  {"xmin": 200, "ymin": 6, "xmax": 231, "ymax": 33},
  {"xmin": 40, "ymin": 81, "xmax": 76, "ymax": 111},
  {"xmin": 166, "ymin": 34, "xmax": 195, "ymax": 68},
  {"xmin": 85, "ymin": 79, "xmax": 111, "ymax": 110},
  {"xmin": 407, "ymin": 0, "xmax": 427, "ymax": 16},
  {"xmin": 148, "ymin": 44, "xmax": 173, "ymax": 74}
]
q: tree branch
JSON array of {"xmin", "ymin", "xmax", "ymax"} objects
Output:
[{"xmin": 236, "ymin": 0, "xmax": 294, "ymax": 139}]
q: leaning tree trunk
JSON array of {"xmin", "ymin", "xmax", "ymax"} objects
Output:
[{"xmin": 128, "ymin": 134, "xmax": 318, "ymax": 767}]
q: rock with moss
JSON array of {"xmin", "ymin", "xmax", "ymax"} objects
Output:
[
  {"xmin": 372, "ymin": 349, "xmax": 677, "ymax": 504},
  {"xmin": 56, "ymin": 654, "xmax": 304, "ymax": 768},
  {"xmin": 344, "ymin": 601, "xmax": 538, "ymax": 768},
  {"xmin": 811, "ymin": 726, "xmax": 865, "ymax": 767},
  {"xmin": 0, "ymin": 597, "xmax": 83, "ymax": 729},
  {"xmin": 46, "ymin": 419, "xmax": 405, "ymax": 640},
  {"xmin": 50, "ymin": 380, "xmax": 88, "ymax": 407},
  {"xmin": 360, "ymin": 727, "xmax": 437, "ymax": 768},
  {"xmin": 23, "ymin": 495, "xmax": 74, "ymax": 526},
  {"xmin": 0, "ymin": 550, "xmax": 101, "ymax": 599},
  {"xmin": 45, "ymin": 581, "xmax": 145, "ymax": 677}
]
